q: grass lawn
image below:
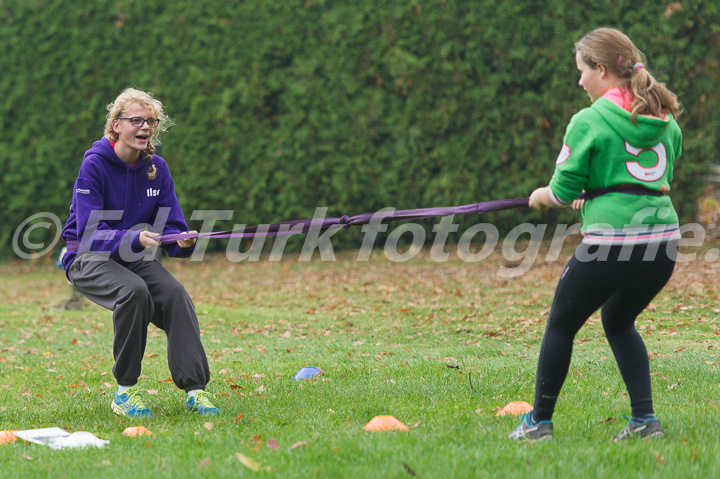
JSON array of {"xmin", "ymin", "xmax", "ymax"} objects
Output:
[{"xmin": 0, "ymin": 240, "xmax": 719, "ymax": 478}]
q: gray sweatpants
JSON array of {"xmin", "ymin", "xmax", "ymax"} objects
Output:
[{"xmin": 67, "ymin": 254, "xmax": 210, "ymax": 392}]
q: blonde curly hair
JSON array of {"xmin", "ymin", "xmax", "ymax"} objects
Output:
[{"xmin": 103, "ymin": 88, "xmax": 174, "ymax": 179}]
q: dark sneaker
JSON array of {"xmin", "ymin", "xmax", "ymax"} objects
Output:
[
  {"xmin": 111, "ymin": 386, "xmax": 154, "ymax": 418},
  {"xmin": 508, "ymin": 411, "xmax": 553, "ymax": 441},
  {"xmin": 614, "ymin": 415, "xmax": 664, "ymax": 441}
]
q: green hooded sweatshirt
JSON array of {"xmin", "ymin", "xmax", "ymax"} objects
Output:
[{"xmin": 549, "ymin": 97, "xmax": 682, "ymax": 243}]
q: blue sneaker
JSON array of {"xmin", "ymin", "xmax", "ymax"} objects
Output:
[
  {"xmin": 508, "ymin": 411, "xmax": 553, "ymax": 441},
  {"xmin": 111, "ymin": 386, "xmax": 154, "ymax": 418},
  {"xmin": 186, "ymin": 390, "xmax": 219, "ymax": 416},
  {"xmin": 614, "ymin": 415, "xmax": 664, "ymax": 441}
]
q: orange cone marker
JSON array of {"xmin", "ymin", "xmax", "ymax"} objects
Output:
[
  {"xmin": 363, "ymin": 415, "xmax": 409, "ymax": 431},
  {"xmin": 496, "ymin": 401, "xmax": 533, "ymax": 416},
  {"xmin": 122, "ymin": 426, "xmax": 153, "ymax": 437},
  {"xmin": 0, "ymin": 430, "xmax": 18, "ymax": 444}
]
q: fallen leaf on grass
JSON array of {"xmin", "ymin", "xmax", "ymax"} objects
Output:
[
  {"xmin": 599, "ymin": 417, "xmax": 616, "ymax": 423},
  {"xmin": 236, "ymin": 453, "xmax": 260, "ymax": 471},
  {"xmin": 198, "ymin": 457, "xmax": 211, "ymax": 468},
  {"xmin": 204, "ymin": 422, "xmax": 213, "ymax": 431},
  {"xmin": 654, "ymin": 453, "xmax": 666, "ymax": 466},
  {"xmin": 22, "ymin": 455, "xmax": 38, "ymax": 461},
  {"xmin": 234, "ymin": 413, "xmax": 246, "ymax": 424},
  {"xmin": 251, "ymin": 435, "xmax": 263, "ymax": 452},
  {"xmin": 403, "ymin": 462, "xmax": 417, "ymax": 476},
  {"xmin": 290, "ymin": 441, "xmax": 307, "ymax": 450},
  {"xmin": 691, "ymin": 446, "xmax": 697, "ymax": 460},
  {"xmin": 266, "ymin": 439, "xmax": 279, "ymax": 450}
]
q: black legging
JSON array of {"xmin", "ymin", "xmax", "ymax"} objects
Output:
[{"xmin": 533, "ymin": 240, "xmax": 677, "ymax": 421}]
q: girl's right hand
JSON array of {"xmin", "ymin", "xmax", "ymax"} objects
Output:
[{"xmin": 139, "ymin": 230, "xmax": 160, "ymax": 249}]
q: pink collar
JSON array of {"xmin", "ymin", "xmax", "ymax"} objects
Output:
[
  {"xmin": 601, "ymin": 88, "xmax": 668, "ymax": 120},
  {"xmin": 602, "ymin": 88, "xmax": 633, "ymax": 111}
]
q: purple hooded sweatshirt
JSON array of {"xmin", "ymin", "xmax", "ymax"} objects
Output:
[{"xmin": 61, "ymin": 137, "xmax": 194, "ymax": 273}]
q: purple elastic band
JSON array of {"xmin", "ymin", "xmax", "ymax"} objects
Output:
[{"xmin": 155, "ymin": 198, "xmax": 530, "ymax": 244}]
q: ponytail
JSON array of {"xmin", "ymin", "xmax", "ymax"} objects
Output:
[{"xmin": 626, "ymin": 66, "xmax": 682, "ymax": 123}]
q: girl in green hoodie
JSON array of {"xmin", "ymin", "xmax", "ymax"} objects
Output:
[{"xmin": 509, "ymin": 27, "xmax": 682, "ymax": 441}]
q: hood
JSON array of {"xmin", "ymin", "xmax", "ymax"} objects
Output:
[
  {"xmin": 592, "ymin": 98, "xmax": 673, "ymax": 149},
  {"xmin": 83, "ymin": 137, "xmax": 150, "ymax": 212},
  {"xmin": 84, "ymin": 137, "xmax": 147, "ymax": 172}
]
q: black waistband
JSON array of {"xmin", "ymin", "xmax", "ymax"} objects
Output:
[{"xmin": 578, "ymin": 185, "xmax": 666, "ymax": 201}]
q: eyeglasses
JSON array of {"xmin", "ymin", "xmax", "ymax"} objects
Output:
[{"xmin": 117, "ymin": 117, "xmax": 161, "ymax": 128}]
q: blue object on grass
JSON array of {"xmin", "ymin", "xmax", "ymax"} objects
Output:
[{"xmin": 293, "ymin": 367, "xmax": 322, "ymax": 380}]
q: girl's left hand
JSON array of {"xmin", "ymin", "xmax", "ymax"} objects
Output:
[
  {"xmin": 177, "ymin": 231, "xmax": 198, "ymax": 248},
  {"xmin": 528, "ymin": 186, "xmax": 554, "ymax": 211}
]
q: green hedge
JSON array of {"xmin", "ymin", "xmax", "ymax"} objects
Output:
[{"xmin": 2, "ymin": 0, "xmax": 719, "ymax": 260}]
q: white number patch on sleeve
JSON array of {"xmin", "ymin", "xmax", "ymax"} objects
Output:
[
  {"xmin": 625, "ymin": 141, "xmax": 667, "ymax": 182},
  {"xmin": 556, "ymin": 144, "xmax": 571, "ymax": 165}
]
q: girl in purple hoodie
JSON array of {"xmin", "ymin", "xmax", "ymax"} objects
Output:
[{"xmin": 62, "ymin": 88, "xmax": 218, "ymax": 417}]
